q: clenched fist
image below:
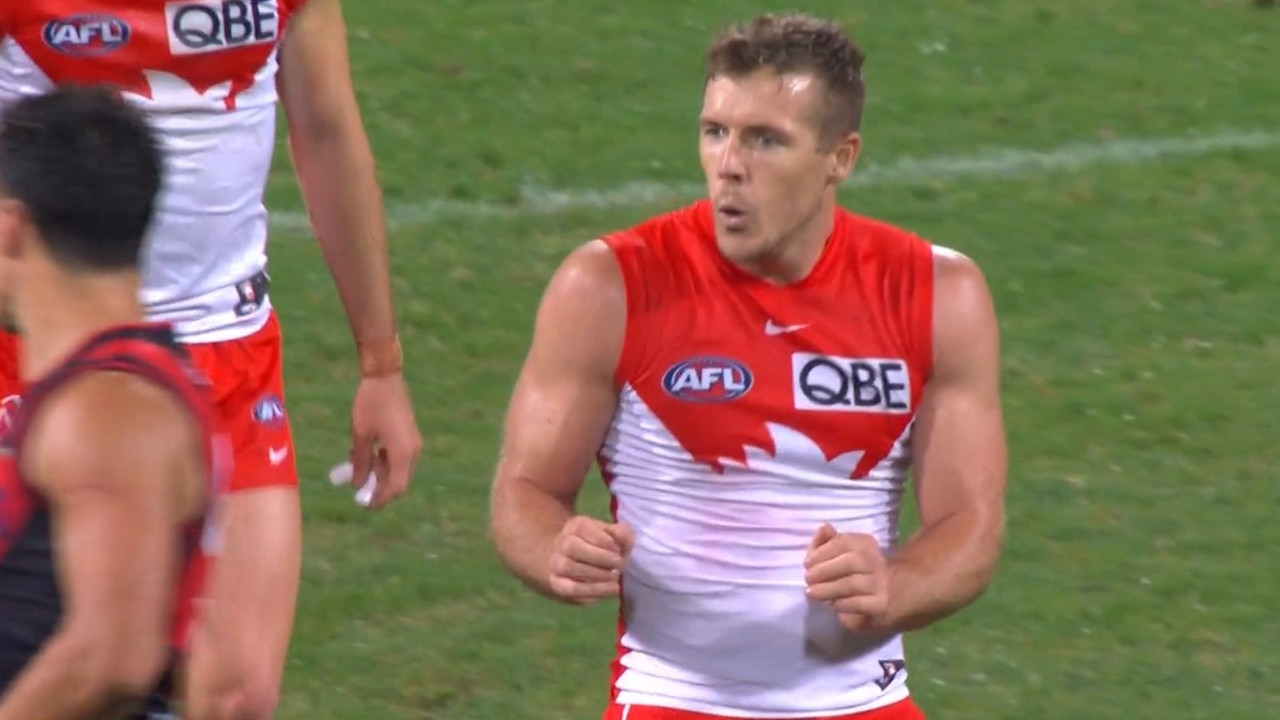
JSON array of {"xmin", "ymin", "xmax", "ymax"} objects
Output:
[
  {"xmin": 804, "ymin": 523, "xmax": 890, "ymax": 631},
  {"xmin": 549, "ymin": 516, "xmax": 635, "ymax": 605}
]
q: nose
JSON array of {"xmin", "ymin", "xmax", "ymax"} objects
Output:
[{"xmin": 716, "ymin": 135, "xmax": 746, "ymax": 183}]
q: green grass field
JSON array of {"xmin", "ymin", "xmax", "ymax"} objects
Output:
[{"xmin": 260, "ymin": 1, "xmax": 1280, "ymax": 718}]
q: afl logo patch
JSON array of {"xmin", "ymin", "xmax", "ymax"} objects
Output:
[
  {"xmin": 250, "ymin": 394, "xmax": 286, "ymax": 426},
  {"xmin": 43, "ymin": 15, "xmax": 132, "ymax": 57},
  {"xmin": 661, "ymin": 356, "xmax": 753, "ymax": 403}
]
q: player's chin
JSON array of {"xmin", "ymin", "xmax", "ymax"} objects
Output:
[{"xmin": 714, "ymin": 228, "xmax": 765, "ymax": 263}]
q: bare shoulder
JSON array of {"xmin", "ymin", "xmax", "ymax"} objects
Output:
[
  {"xmin": 284, "ymin": 0, "xmax": 341, "ymax": 36},
  {"xmin": 24, "ymin": 372, "xmax": 201, "ymax": 497},
  {"xmin": 931, "ymin": 244, "xmax": 997, "ymax": 320},
  {"xmin": 543, "ymin": 239, "xmax": 625, "ymax": 307},
  {"xmin": 929, "ymin": 244, "xmax": 999, "ymax": 381},
  {"xmin": 931, "ymin": 244, "xmax": 991, "ymax": 295},
  {"xmin": 526, "ymin": 239, "xmax": 628, "ymax": 376}
]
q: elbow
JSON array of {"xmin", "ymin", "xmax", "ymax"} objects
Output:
[
  {"xmin": 487, "ymin": 481, "xmax": 520, "ymax": 561},
  {"xmin": 488, "ymin": 478, "xmax": 570, "ymax": 600},
  {"xmin": 488, "ymin": 515, "xmax": 524, "ymax": 579},
  {"xmin": 185, "ymin": 678, "xmax": 280, "ymax": 720},
  {"xmin": 182, "ymin": 638, "xmax": 282, "ymax": 720},
  {"xmin": 110, "ymin": 660, "xmax": 169, "ymax": 704},
  {"xmin": 932, "ymin": 501, "xmax": 1007, "ymax": 605},
  {"xmin": 67, "ymin": 626, "xmax": 170, "ymax": 708},
  {"xmin": 969, "ymin": 505, "xmax": 1007, "ymax": 594},
  {"xmin": 487, "ymin": 480, "xmax": 548, "ymax": 571},
  {"xmin": 103, "ymin": 627, "xmax": 169, "ymax": 698},
  {"xmin": 287, "ymin": 120, "xmax": 372, "ymax": 165}
]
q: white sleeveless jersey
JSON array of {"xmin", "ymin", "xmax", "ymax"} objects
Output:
[
  {"xmin": 0, "ymin": 0, "xmax": 311, "ymax": 341},
  {"xmin": 597, "ymin": 201, "xmax": 936, "ymax": 717}
]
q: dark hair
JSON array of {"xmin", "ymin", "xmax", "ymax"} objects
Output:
[
  {"xmin": 0, "ymin": 83, "xmax": 162, "ymax": 271},
  {"xmin": 705, "ymin": 13, "xmax": 867, "ymax": 142}
]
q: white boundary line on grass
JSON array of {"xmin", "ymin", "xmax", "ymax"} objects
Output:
[{"xmin": 269, "ymin": 128, "xmax": 1280, "ymax": 231}]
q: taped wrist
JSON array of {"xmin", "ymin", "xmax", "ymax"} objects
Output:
[{"xmin": 357, "ymin": 335, "xmax": 402, "ymax": 377}]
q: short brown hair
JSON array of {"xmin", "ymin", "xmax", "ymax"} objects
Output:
[{"xmin": 704, "ymin": 13, "xmax": 866, "ymax": 142}]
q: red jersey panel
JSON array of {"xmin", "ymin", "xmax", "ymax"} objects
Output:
[{"xmin": 597, "ymin": 200, "xmax": 934, "ymax": 717}]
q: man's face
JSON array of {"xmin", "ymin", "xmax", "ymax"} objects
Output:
[{"xmin": 699, "ymin": 69, "xmax": 858, "ymax": 268}]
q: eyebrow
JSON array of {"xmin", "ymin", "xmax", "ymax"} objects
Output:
[{"xmin": 699, "ymin": 117, "xmax": 793, "ymax": 136}]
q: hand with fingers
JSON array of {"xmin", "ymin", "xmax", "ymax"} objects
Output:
[
  {"xmin": 803, "ymin": 523, "xmax": 891, "ymax": 632},
  {"xmin": 346, "ymin": 372, "xmax": 423, "ymax": 509},
  {"xmin": 549, "ymin": 516, "xmax": 635, "ymax": 605}
]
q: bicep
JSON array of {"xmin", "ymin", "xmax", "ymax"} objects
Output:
[
  {"xmin": 911, "ymin": 249, "xmax": 1007, "ymax": 527},
  {"xmin": 276, "ymin": 0, "xmax": 359, "ymax": 138},
  {"xmin": 493, "ymin": 241, "xmax": 625, "ymax": 505}
]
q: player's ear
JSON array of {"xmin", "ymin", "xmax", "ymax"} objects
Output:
[{"xmin": 828, "ymin": 131, "xmax": 860, "ymax": 185}]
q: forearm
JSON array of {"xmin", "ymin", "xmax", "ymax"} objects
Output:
[
  {"xmin": 491, "ymin": 477, "xmax": 575, "ymax": 601},
  {"xmin": 0, "ymin": 632, "xmax": 153, "ymax": 720},
  {"xmin": 881, "ymin": 509, "xmax": 1004, "ymax": 633},
  {"xmin": 289, "ymin": 129, "xmax": 398, "ymax": 349}
]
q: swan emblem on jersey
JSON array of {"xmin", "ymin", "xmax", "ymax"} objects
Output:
[
  {"xmin": 717, "ymin": 422, "xmax": 865, "ymax": 478},
  {"xmin": 121, "ymin": 69, "xmax": 235, "ymax": 110}
]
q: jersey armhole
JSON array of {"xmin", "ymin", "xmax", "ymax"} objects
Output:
[
  {"xmin": 915, "ymin": 240, "xmax": 938, "ymax": 384},
  {"xmin": 597, "ymin": 232, "xmax": 645, "ymax": 392}
]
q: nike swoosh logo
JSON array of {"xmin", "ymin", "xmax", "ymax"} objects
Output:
[
  {"xmin": 268, "ymin": 446, "xmax": 290, "ymax": 465},
  {"xmin": 764, "ymin": 320, "xmax": 810, "ymax": 336}
]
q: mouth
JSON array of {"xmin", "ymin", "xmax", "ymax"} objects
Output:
[{"xmin": 716, "ymin": 203, "xmax": 747, "ymax": 223}]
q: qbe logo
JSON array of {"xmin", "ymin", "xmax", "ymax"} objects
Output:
[
  {"xmin": 165, "ymin": 0, "xmax": 279, "ymax": 56},
  {"xmin": 791, "ymin": 353, "xmax": 911, "ymax": 414}
]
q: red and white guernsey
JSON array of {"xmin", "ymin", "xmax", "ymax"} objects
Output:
[
  {"xmin": 598, "ymin": 200, "xmax": 935, "ymax": 718},
  {"xmin": 0, "ymin": 0, "xmax": 308, "ymax": 341}
]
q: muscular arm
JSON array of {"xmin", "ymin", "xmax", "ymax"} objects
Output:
[
  {"xmin": 0, "ymin": 375, "xmax": 203, "ymax": 720},
  {"xmin": 880, "ymin": 248, "xmax": 1008, "ymax": 633},
  {"xmin": 489, "ymin": 241, "xmax": 626, "ymax": 600},
  {"xmin": 278, "ymin": 0, "xmax": 397, "ymax": 356}
]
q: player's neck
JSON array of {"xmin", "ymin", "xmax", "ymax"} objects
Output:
[
  {"xmin": 17, "ymin": 265, "xmax": 144, "ymax": 382},
  {"xmin": 740, "ymin": 196, "xmax": 836, "ymax": 285}
]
